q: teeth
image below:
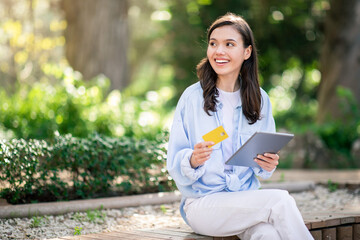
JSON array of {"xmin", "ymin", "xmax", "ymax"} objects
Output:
[{"xmin": 215, "ymin": 59, "xmax": 229, "ymax": 63}]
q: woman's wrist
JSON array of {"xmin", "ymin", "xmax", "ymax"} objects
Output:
[{"xmin": 190, "ymin": 154, "xmax": 198, "ymax": 168}]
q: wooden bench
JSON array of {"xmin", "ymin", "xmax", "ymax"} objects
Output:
[
  {"xmin": 304, "ymin": 211, "xmax": 360, "ymax": 239},
  {"xmin": 50, "ymin": 211, "xmax": 360, "ymax": 240}
]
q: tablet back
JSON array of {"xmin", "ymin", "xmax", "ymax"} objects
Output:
[{"xmin": 225, "ymin": 132, "xmax": 294, "ymax": 168}]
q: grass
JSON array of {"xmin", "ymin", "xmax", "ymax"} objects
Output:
[
  {"xmin": 29, "ymin": 216, "xmax": 43, "ymax": 228},
  {"xmin": 86, "ymin": 205, "xmax": 106, "ymax": 223},
  {"xmin": 327, "ymin": 179, "xmax": 339, "ymax": 192},
  {"xmin": 160, "ymin": 205, "xmax": 167, "ymax": 214},
  {"xmin": 71, "ymin": 205, "xmax": 107, "ymax": 224}
]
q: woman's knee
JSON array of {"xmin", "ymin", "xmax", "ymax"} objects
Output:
[
  {"xmin": 270, "ymin": 189, "xmax": 290, "ymax": 198},
  {"xmin": 264, "ymin": 189, "xmax": 292, "ymax": 204}
]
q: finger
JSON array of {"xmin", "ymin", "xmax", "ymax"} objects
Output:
[
  {"xmin": 203, "ymin": 141, "xmax": 215, "ymax": 148},
  {"xmin": 194, "ymin": 148, "xmax": 213, "ymax": 156},
  {"xmin": 193, "ymin": 154, "xmax": 211, "ymax": 167},
  {"xmin": 195, "ymin": 151, "xmax": 212, "ymax": 159},
  {"xmin": 255, "ymin": 158, "xmax": 278, "ymax": 169},
  {"xmin": 264, "ymin": 153, "xmax": 279, "ymax": 160},
  {"xmin": 193, "ymin": 148, "xmax": 212, "ymax": 158},
  {"xmin": 256, "ymin": 155, "xmax": 272, "ymax": 163},
  {"xmin": 195, "ymin": 141, "xmax": 215, "ymax": 149},
  {"xmin": 198, "ymin": 155, "xmax": 211, "ymax": 164},
  {"xmin": 257, "ymin": 154, "xmax": 278, "ymax": 164},
  {"xmin": 255, "ymin": 158, "xmax": 270, "ymax": 168},
  {"xmin": 258, "ymin": 161, "xmax": 277, "ymax": 172}
]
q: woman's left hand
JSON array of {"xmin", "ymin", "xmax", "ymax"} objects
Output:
[{"xmin": 254, "ymin": 153, "xmax": 279, "ymax": 172}]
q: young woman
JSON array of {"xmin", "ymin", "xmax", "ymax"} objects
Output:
[{"xmin": 167, "ymin": 13, "xmax": 313, "ymax": 239}]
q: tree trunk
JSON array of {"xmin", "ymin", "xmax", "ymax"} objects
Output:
[
  {"xmin": 61, "ymin": 0, "xmax": 129, "ymax": 91},
  {"xmin": 317, "ymin": 0, "xmax": 360, "ymax": 123}
]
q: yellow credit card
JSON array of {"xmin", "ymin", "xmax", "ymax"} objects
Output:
[{"xmin": 202, "ymin": 125, "xmax": 229, "ymax": 147}]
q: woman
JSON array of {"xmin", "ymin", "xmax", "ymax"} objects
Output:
[{"xmin": 167, "ymin": 13, "xmax": 313, "ymax": 239}]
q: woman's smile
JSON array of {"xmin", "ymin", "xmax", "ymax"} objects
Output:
[{"xmin": 214, "ymin": 58, "xmax": 230, "ymax": 65}]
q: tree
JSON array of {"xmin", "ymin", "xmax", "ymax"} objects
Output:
[
  {"xmin": 61, "ymin": 0, "xmax": 129, "ymax": 90},
  {"xmin": 317, "ymin": 0, "xmax": 360, "ymax": 123},
  {"xmin": 166, "ymin": 0, "xmax": 324, "ymax": 102}
]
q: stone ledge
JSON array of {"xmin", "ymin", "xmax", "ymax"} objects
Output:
[{"xmin": 0, "ymin": 181, "xmax": 315, "ymax": 219}]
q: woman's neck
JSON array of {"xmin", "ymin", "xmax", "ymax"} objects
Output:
[{"xmin": 216, "ymin": 76, "xmax": 240, "ymax": 92}]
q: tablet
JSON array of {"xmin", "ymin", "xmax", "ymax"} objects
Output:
[{"xmin": 225, "ymin": 132, "xmax": 294, "ymax": 168}]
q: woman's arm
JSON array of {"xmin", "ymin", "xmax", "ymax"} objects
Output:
[
  {"xmin": 166, "ymin": 99, "xmax": 208, "ymax": 187},
  {"xmin": 252, "ymin": 89, "xmax": 277, "ymax": 179}
]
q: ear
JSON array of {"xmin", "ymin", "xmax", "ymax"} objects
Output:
[{"xmin": 244, "ymin": 45, "xmax": 252, "ymax": 60}]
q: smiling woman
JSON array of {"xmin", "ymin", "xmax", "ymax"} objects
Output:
[{"xmin": 166, "ymin": 13, "xmax": 314, "ymax": 239}]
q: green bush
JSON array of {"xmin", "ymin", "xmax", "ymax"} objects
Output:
[
  {"xmin": 0, "ymin": 133, "xmax": 175, "ymax": 204},
  {"xmin": 0, "ymin": 65, "xmax": 174, "ymax": 141},
  {"xmin": 276, "ymin": 86, "xmax": 359, "ymax": 168},
  {"xmin": 314, "ymin": 87, "xmax": 360, "ymax": 167},
  {"xmin": 317, "ymin": 87, "xmax": 360, "ymax": 154}
]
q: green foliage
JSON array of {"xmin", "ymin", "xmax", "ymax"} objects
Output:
[
  {"xmin": 279, "ymin": 173, "xmax": 285, "ymax": 182},
  {"xmin": 317, "ymin": 87, "xmax": 360, "ymax": 155},
  {"xmin": 160, "ymin": 205, "xmax": 167, "ymax": 214},
  {"xmin": 313, "ymin": 87, "xmax": 360, "ymax": 168},
  {"xmin": 73, "ymin": 212, "xmax": 84, "ymax": 222},
  {"xmin": 74, "ymin": 226, "xmax": 83, "ymax": 236},
  {"xmin": 165, "ymin": 0, "xmax": 327, "ymax": 100},
  {"xmin": 277, "ymin": 153, "xmax": 295, "ymax": 169},
  {"xmin": 0, "ymin": 0, "xmax": 65, "ymax": 90},
  {"xmin": 327, "ymin": 179, "xmax": 338, "ymax": 192},
  {"xmin": 29, "ymin": 216, "xmax": 44, "ymax": 228},
  {"xmin": 0, "ymin": 65, "xmax": 174, "ymax": 141},
  {"xmin": 0, "ymin": 133, "xmax": 175, "ymax": 204},
  {"xmin": 277, "ymin": 86, "xmax": 360, "ymax": 168},
  {"xmin": 86, "ymin": 207, "xmax": 106, "ymax": 224}
]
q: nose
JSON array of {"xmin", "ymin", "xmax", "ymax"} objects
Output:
[{"xmin": 215, "ymin": 45, "xmax": 225, "ymax": 55}]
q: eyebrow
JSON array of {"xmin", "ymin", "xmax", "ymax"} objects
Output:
[{"xmin": 209, "ymin": 38, "xmax": 237, "ymax": 42}]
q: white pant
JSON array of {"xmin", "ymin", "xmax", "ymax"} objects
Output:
[{"xmin": 184, "ymin": 189, "xmax": 314, "ymax": 240}]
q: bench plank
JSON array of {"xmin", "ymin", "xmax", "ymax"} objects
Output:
[
  {"xmin": 304, "ymin": 211, "xmax": 360, "ymax": 230},
  {"xmin": 136, "ymin": 228, "xmax": 212, "ymax": 239},
  {"xmin": 213, "ymin": 236, "xmax": 239, "ymax": 240},
  {"xmin": 322, "ymin": 227, "xmax": 336, "ymax": 240},
  {"xmin": 106, "ymin": 231, "xmax": 165, "ymax": 240},
  {"xmin": 336, "ymin": 225, "xmax": 352, "ymax": 240},
  {"xmin": 310, "ymin": 230, "xmax": 322, "ymax": 240},
  {"xmin": 354, "ymin": 224, "xmax": 360, "ymax": 240}
]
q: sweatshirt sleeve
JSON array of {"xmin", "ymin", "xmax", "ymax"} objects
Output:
[
  {"xmin": 253, "ymin": 90, "xmax": 276, "ymax": 179},
  {"xmin": 166, "ymin": 97, "xmax": 206, "ymax": 187}
]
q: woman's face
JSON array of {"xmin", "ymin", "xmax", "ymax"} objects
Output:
[{"xmin": 207, "ymin": 25, "xmax": 251, "ymax": 81}]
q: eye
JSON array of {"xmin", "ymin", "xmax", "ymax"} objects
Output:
[
  {"xmin": 209, "ymin": 41, "xmax": 216, "ymax": 47},
  {"xmin": 226, "ymin": 42, "xmax": 235, "ymax": 47}
]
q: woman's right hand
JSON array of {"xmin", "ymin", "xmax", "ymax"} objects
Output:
[{"xmin": 190, "ymin": 141, "xmax": 214, "ymax": 168}]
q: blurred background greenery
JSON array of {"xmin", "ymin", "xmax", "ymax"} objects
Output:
[{"xmin": 0, "ymin": 0, "xmax": 359, "ymax": 169}]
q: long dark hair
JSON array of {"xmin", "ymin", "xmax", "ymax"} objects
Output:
[{"xmin": 197, "ymin": 13, "xmax": 261, "ymax": 124}]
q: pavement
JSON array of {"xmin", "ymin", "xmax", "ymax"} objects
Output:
[{"xmin": 0, "ymin": 169, "xmax": 359, "ymax": 219}]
